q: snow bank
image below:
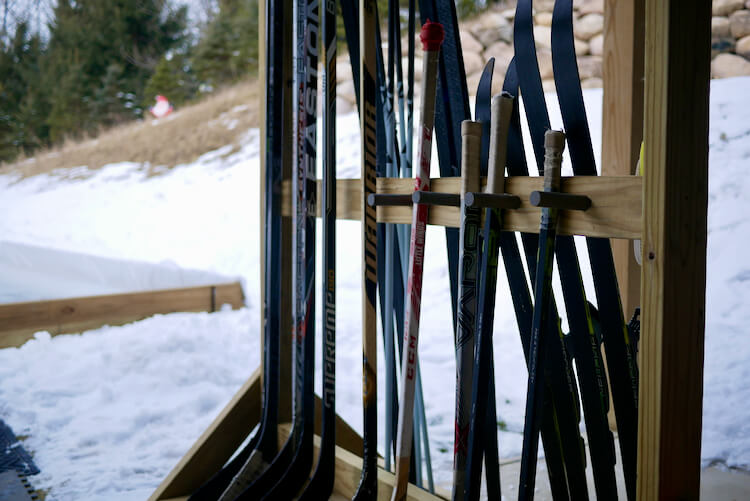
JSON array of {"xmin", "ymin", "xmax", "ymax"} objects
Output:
[{"xmin": 0, "ymin": 240, "xmax": 241, "ymax": 303}]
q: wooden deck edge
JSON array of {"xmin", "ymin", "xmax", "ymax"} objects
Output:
[
  {"xmin": 0, "ymin": 282, "xmax": 245, "ymax": 349},
  {"xmin": 151, "ymin": 369, "xmax": 366, "ymax": 500}
]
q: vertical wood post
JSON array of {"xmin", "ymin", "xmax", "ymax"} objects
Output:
[
  {"xmin": 602, "ymin": 0, "xmax": 644, "ymax": 317},
  {"xmin": 639, "ymin": 2, "xmax": 711, "ymax": 499}
]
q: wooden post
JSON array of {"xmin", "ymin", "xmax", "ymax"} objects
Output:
[
  {"xmin": 639, "ymin": 2, "xmax": 711, "ymax": 499},
  {"xmin": 602, "ymin": 0, "xmax": 644, "ymax": 317}
]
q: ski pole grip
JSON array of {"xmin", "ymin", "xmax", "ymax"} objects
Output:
[
  {"xmin": 542, "ymin": 130, "xmax": 565, "ymax": 193},
  {"xmin": 486, "ymin": 92, "xmax": 514, "ymax": 195},
  {"xmin": 461, "ymin": 120, "xmax": 483, "ymax": 198}
]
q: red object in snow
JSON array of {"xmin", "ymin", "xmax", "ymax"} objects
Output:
[{"xmin": 149, "ymin": 95, "xmax": 173, "ymax": 118}]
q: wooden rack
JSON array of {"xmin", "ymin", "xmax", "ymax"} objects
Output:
[{"xmin": 150, "ymin": 1, "xmax": 710, "ymax": 499}]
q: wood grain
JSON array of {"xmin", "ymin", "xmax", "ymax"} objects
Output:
[
  {"xmin": 603, "ymin": 0, "xmax": 645, "ymax": 318},
  {"xmin": 0, "ymin": 283, "xmax": 245, "ymax": 349},
  {"xmin": 282, "ymin": 176, "xmax": 642, "ymax": 239},
  {"xmin": 639, "ymin": 1, "xmax": 711, "ymax": 499}
]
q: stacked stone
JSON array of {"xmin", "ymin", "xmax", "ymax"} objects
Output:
[
  {"xmin": 711, "ymin": 0, "xmax": 750, "ymax": 77},
  {"xmin": 334, "ymin": 0, "xmax": 750, "ymax": 111}
]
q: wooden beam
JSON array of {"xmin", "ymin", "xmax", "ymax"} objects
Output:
[
  {"xmin": 0, "ymin": 282, "xmax": 245, "ymax": 349},
  {"xmin": 602, "ymin": 0, "xmax": 645, "ymax": 316},
  {"xmin": 639, "ymin": 1, "xmax": 711, "ymax": 499},
  {"xmin": 282, "ymin": 176, "xmax": 642, "ymax": 239}
]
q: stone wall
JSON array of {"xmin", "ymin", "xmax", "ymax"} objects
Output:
[{"xmin": 335, "ymin": 0, "xmax": 748, "ymax": 113}]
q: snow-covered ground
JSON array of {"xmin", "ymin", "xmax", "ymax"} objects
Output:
[{"xmin": 0, "ymin": 77, "xmax": 748, "ymax": 500}]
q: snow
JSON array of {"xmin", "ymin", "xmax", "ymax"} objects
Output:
[{"xmin": 0, "ymin": 76, "xmax": 748, "ymax": 499}]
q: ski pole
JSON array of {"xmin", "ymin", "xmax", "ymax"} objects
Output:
[{"xmin": 519, "ymin": 130, "xmax": 566, "ymax": 501}]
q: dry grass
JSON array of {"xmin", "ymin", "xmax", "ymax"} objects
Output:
[{"xmin": 1, "ymin": 79, "xmax": 260, "ymax": 178}]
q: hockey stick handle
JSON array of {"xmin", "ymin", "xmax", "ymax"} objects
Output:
[
  {"xmin": 486, "ymin": 92, "xmax": 515, "ymax": 195},
  {"xmin": 543, "ymin": 130, "xmax": 565, "ymax": 193},
  {"xmin": 412, "ymin": 20, "xmax": 444, "ymax": 191},
  {"xmin": 460, "ymin": 121, "xmax": 483, "ymax": 197}
]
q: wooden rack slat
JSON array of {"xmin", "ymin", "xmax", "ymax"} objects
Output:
[{"xmin": 281, "ymin": 176, "xmax": 642, "ymax": 240}]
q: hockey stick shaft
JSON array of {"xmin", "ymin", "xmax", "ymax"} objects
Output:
[{"xmin": 391, "ymin": 20, "xmax": 444, "ymax": 501}]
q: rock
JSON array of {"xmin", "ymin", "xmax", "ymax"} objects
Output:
[
  {"xmin": 574, "ymin": 13, "xmax": 604, "ymax": 41},
  {"xmin": 736, "ymin": 34, "xmax": 750, "ymax": 58},
  {"xmin": 534, "ymin": 25, "xmax": 552, "ymax": 49},
  {"xmin": 461, "ymin": 31, "xmax": 484, "ymax": 53},
  {"xmin": 337, "ymin": 57, "xmax": 353, "ymax": 84},
  {"xmin": 466, "ymin": 70, "xmax": 483, "ymax": 97},
  {"xmin": 472, "ymin": 11, "xmax": 510, "ymax": 33},
  {"xmin": 538, "ymin": 48, "xmax": 554, "ymax": 80},
  {"xmin": 577, "ymin": 55, "xmax": 602, "ymax": 80},
  {"xmin": 476, "ymin": 23, "xmax": 514, "ymax": 47},
  {"xmin": 483, "ymin": 41, "xmax": 515, "ymax": 73},
  {"xmin": 578, "ymin": 0, "xmax": 604, "ymax": 15},
  {"xmin": 712, "ymin": 36, "xmax": 736, "ymax": 57},
  {"xmin": 463, "ymin": 50, "xmax": 485, "ymax": 76},
  {"xmin": 336, "ymin": 96, "xmax": 354, "ymax": 114},
  {"xmin": 713, "ymin": 0, "xmax": 745, "ymax": 16},
  {"xmin": 729, "ymin": 9, "xmax": 750, "ymax": 38},
  {"xmin": 535, "ymin": 0, "xmax": 556, "ymax": 13},
  {"xmin": 589, "ymin": 33, "xmax": 604, "ymax": 56},
  {"xmin": 711, "ymin": 53, "xmax": 750, "ymax": 77},
  {"xmin": 337, "ymin": 79, "xmax": 356, "ymax": 105},
  {"xmin": 712, "ymin": 16, "xmax": 732, "ymax": 38},
  {"xmin": 576, "ymin": 38, "xmax": 590, "ymax": 56},
  {"xmin": 581, "ymin": 77, "xmax": 603, "ymax": 89},
  {"xmin": 500, "ymin": 8, "xmax": 516, "ymax": 21},
  {"xmin": 542, "ymin": 79, "xmax": 556, "ymax": 93},
  {"xmin": 535, "ymin": 11, "xmax": 553, "ymax": 27}
]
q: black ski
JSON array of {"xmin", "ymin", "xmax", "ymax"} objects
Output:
[
  {"xmin": 519, "ymin": 130, "xmax": 567, "ymax": 501},
  {"xmin": 514, "ymin": 0, "xmax": 591, "ymax": 497},
  {"xmin": 299, "ymin": 0, "xmax": 336, "ymax": 496},
  {"xmin": 551, "ymin": 2, "xmax": 639, "ymax": 499}
]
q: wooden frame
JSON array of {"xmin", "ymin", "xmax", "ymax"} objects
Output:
[
  {"xmin": 0, "ymin": 282, "xmax": 244, "ymax": 349},
  {"xmin": 282, "ymin": 176, "xmax": 642, "ymax": 239},
  {"xmin": 151, "ymin": 1, "xmax": 711, "ymax": 499}
]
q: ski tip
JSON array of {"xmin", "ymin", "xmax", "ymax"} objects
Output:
[{"xmin": 420, "ymin": 20, "xmax": 445, "ymax": 52}]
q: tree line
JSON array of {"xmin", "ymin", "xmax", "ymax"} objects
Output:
[{"xmin": 0, "ymin": 0, "xmax": 259, "ymax": 163}]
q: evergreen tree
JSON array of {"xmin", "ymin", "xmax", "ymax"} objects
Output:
[{"xmin": 43, "ymin": 0, "xmax": 188, "ymax": 140}]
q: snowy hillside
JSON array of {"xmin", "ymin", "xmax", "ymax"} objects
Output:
[{"xmin": 0, "ymin": 77, "xmax": 748, "ymax": 500}]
